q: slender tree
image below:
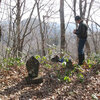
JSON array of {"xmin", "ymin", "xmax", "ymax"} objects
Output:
[
  {"xmin": 35, "ymin": 0, "xmax": 46, "ymax": 56},
  {"xmin": 60, "ymin": 0, "xmax": 66, "ymax": 51},
  {"xmin": 16, "ymin": 0, "xmax": 21, "ymax": 56}
]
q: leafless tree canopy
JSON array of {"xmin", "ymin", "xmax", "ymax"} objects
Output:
[{"xmin": 0, "ymin": 0, "xmax": 99, "ymax": 60}]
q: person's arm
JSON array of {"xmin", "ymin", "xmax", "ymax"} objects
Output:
[{"xmin": 75, "ymin": 25, "xmax": 82, "ymax": 36}]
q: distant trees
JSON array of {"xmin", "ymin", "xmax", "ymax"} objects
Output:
[
  {"xmin": 0, "ymin": 0, "xmax": 37, "ymax": 58},
  {"xmin": 0, "ymin": 0, "xmax": 59, "ymax": 58},
  {"xmin": 0, "ymin": 0, "xmax": 100, "ymax": 59}
]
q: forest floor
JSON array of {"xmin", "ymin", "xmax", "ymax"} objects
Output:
[{"xmin": 0, "ymin": 63, "xmax": 100, "ymax": 100}]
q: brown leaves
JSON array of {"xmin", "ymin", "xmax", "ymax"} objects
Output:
[{"xmin": 0, "ymin": 64, "xmax": 100, "ymax": 100}]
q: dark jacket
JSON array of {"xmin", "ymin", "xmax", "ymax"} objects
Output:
[{"xmin": 75, "ymin": 21, "xmax": 87, "ymax": 39}]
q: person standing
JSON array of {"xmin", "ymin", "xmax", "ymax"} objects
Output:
[{"xmin": 73, "ymin": 16, "xmax": 88, "ymax": 65}]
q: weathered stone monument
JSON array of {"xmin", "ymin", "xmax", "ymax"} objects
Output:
[{"xmin": 25, "ymin": 56, "xmax": 43, "ymax": 84}]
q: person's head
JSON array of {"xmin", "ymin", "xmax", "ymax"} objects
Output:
[{"xmin": 75, "ymin": 16, "xmax": 82, "ymax": 23}]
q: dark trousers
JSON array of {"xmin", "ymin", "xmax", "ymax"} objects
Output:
[
  {"xmin": 78, "ymin": 38, "xmax": 86, "ymax": 65},
  {"xmin": 78, "ymin": 38, "xmax": 86, "ymax": 55}
]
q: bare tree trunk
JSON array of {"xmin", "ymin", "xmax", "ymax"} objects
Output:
[
  {"xmin": 85, "ymin": 0, "xmax": 95, "ymax": 55},
  {"xmin": 60, "ymin": 0, "xmax": 66, "ymax": 51},
  {"xmin": 79, "ymin": 0, "xmax": 87, "ymax": 19},
  {"xmin": 16, "ymin": 0, "xmax": 21, "ymax": 57},
  {"xmin": 89, "ymin": 21, "xmax": 99, "ymax": 53},
  {"xmin": 7, "ymin": 0, "xmax": 12, "ymax": 47},
  {"xmin": 0, "ymin": 26, "xmax": 1, "ymax": 41},
  {"xmin": 36, "ymin": 36, "xmax": 40, "ymax": 54},
  {"xmin": 73, "ymin": 0, "xmax": 79, "ymax": 60},
  {"xmin": 35, "ymin": 0, "xmax": 45, "ymax": 56},
  {"xmin": 86, "ymin": 0, "xmax": 94, "ymax": 24}
]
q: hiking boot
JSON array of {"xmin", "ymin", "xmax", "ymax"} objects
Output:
[{"xmin": 78, "ymin": 54, "xmax": 85, "ymax": 65}]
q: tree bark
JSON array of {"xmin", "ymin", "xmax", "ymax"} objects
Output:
[
  {"xmin": 60, "ymin": 0, "xmax": 66, "ymax": 51},
  {"xmin": 16, "ymin": 0, "xmax": 21, "ymax": 57}
]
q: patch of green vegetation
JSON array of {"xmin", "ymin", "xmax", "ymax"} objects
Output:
[
  {"xmin": 77, "ymin": 73, "xmax": 84, "ymax": 83},
  {"xmin": 0, "ymin": 57, "xmax": 24, "ymax": 70},
  {"xmin": 34, "ymin": 52, "xmax": 100, "ymax": 84},
  {"xmin": 35, "ymin": 55, "xmax": 41, "ymax": 60},
  {"xmin": 45, "ymin": 64, "xmax": 52, "ymax": 68},
  {"xmin": 87, "ymin": 53, "xmax": 100, "ymax": 65},
  {"xmin": 64, "ymin": 76, "xmax": 71, "ymax": 83}
]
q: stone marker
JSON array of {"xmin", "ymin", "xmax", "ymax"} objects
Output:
[{"xmin": 26, "ymin": 56, "xmax": 43, "ymax": 84}]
